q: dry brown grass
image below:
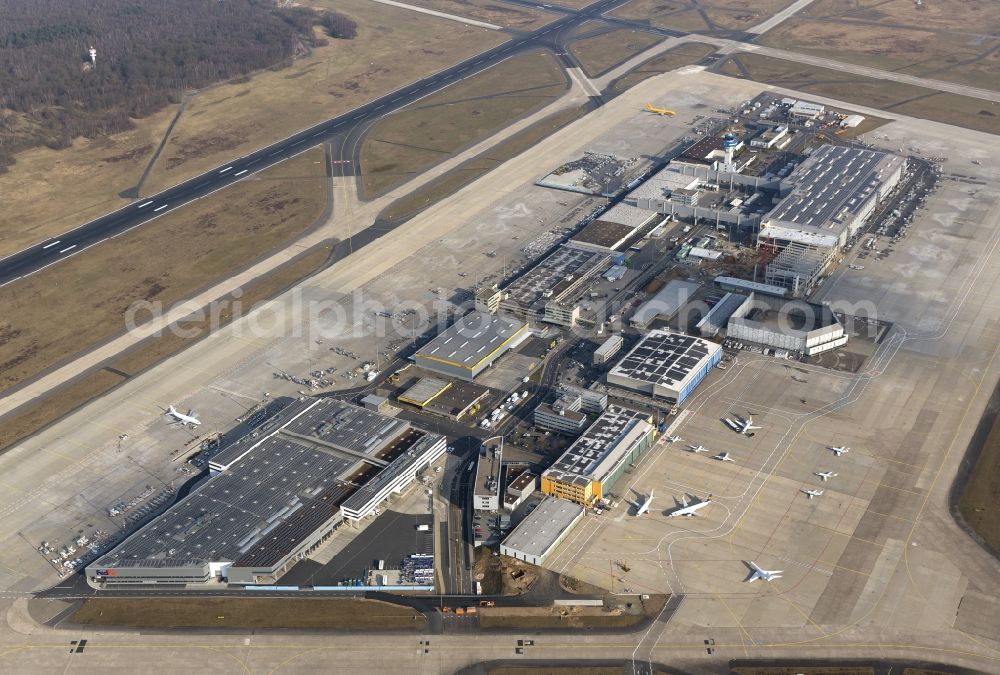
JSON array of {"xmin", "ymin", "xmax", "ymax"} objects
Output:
[
  {"xmin": 568, "ymin": 29, "xmax": 663, "ymax": 78},
  {"xmin": 550, "ymin": 0, "xmax": 600, "ymax": 8},
  {"xmin": 0, "ymin": 244, "xmax": 331, "ymax": 453},
  {"xmin": 610, "ymin": 42, "xmax": 716, "ymax": 93},
  {"xmin": 140, "ymin": 0, "xmax": 507, "ymax": 194},
  {"xmin": 719, "ymin": 53, "xmax": 1000, "ymax": 136},
  {"xmin": 403, "ymin": 0, "xmax": 558, "ymax": 29},
  {"xmin": 758, "ymin": 17, "xmax": 1000, "ymax": 91},
  {"xmin": 612, "ymin": 0, "xmax": 793, "ymax": 32},
  {"xmin": 379, "ymin": 104, "xmax": 590, "ymax": 222},
  {"xmin": 0, "ymin": 148, "xmax": 328, "ymax": 394},
  {"xmin": 72, "ymin": 597, "xmax": 425, "ymax": 630},
  {"xmin": 803, "ymin": 0, "xmax": 1000, "ymax": 34},
  {"xmin": 360, "ymin": 49, "xmax": 568, "ymax": 197},
  {"xmin": 0, "ymin": 0, "xmax": 500, "ymax": 258},
  {"xmin": 0, "ymin": 105, "xmax": 178, "ymax": 257}
]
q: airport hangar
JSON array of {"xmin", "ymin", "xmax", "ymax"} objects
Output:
[
  {"xmin": 606, "ymin": 329, "xmax": 722, "ymax": 405},
  {"xmin": 500, "ymin": 496, "xmax": 585, "ymax": 566},
  {"xmin": 540, "ymin": 405, "xmax": 655, "ymax": 506},
  {"xmin": 86, "ymin": 398, "xmax": 445, "ymax": 587},
  {"xmin": 413, "ymin": 311, "xmax": 529, "ymax": 382}
]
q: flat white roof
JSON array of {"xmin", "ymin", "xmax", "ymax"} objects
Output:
[
  {"xmin": 759, "ymin": 224, "xmax": 839, "ymax": 249},
  {"xmin": 501, "ymin": 496, "xmax": 584, "ymax": 559},
  {"xmin": 608, "ymin": 329, "xmax": 721, "ymax": 391}
]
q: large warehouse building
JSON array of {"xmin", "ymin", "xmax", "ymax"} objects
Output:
[
  {"xmin": 764, "ymin": 145, "xmax": 904, "ymax": 247},
  {"xmin": 500, "ymin": 496, "xmax": 585, "ymax": 566},
  {"xmin": 540, "ymin": 405, "xmax": 655, "ymax": 505},
  {"xmin": 86, "ymin": 398, "xmax": 445, "ymax": 588},
  {"xmin": 607, "ymin": 329, "xmax": 722, "ymax": 405},
  {"xmin": 414, "ymin": 311, "xmax": 529, "ymax": 381}
]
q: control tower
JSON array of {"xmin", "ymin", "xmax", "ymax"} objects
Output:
[{"xmin": 720, "ymin": 132, "xmax": 739, "ymax": 173}]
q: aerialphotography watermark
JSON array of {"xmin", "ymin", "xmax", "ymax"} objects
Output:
[{"xmin": 123, "ymin": 284, "xmax": 883, "ymax": 350}]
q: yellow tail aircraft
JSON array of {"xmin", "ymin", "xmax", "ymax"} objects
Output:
[{"xmin": 645, "ymin": 103, "xmax": 676, "ymax": 116}]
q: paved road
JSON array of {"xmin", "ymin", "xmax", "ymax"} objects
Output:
[{"xmin": 0, "ymin": 0, "xmax": 660, "ymax": 289}]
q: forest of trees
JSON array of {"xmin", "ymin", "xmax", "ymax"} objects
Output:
[{"xmin": 0, "ymin": 0, "xmax": 357, "ymax": 171}]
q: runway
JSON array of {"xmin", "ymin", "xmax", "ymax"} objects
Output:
[{"xmin": 0, "ymin": 0, "xmax": 679, "ymax": 289}]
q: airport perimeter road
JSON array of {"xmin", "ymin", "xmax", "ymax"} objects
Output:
[{"xmin": 0, "ymin": 0, "xmax": 669, "ymax": 289}]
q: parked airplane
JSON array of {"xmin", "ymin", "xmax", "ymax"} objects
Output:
[
  {"xmin": 714, "ymin": 452, "xmax": 735, "ymax": 462},
  {"xmin": 665, "ymin": 435, "xmax": 683, "ymax": 443},
  {"xmin": 689, "ymin": 444, "xmax": 709, "ymax": 453},
  {"xmin": 829, "ymin": 446, "xmax": 850, "ymax": 456},
  {"xmin": 815, "ymin": 471, "xmax": 838, "ymax": 481},
  {"xmin": 644, "ymin": 103, "xmax": 676, "ymax": 116},
  {"xmin": 667, "ymin": 495, "xmax": 712, "ymax": 517},
  {"xmin": 802, "ymin": 489, "xmax": 824, "ymax": 499},
  {"xmin": 725, "ymin": 414, "xmax": 761, "ymax": 435},
  {"xmin": 631, "ymin": 490, "xmax": 655, "ymax": 517},
  {"xmin": 746, "ymin": 561, "xmax": 782, "ymax": 583},
  {"xmin": 166, "ymin": 406, "xmax": 201, "ymax": 427}
]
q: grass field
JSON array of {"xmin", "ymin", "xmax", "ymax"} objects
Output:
[
  {"xmin": 0, "ymin": 244, "xmax": 331, "ymax": 453},
  {"xmin": 0, "ymin": 0, "xmax": 499, "ymax": 259},
  {"xmin": 609, "ymin": 42, "xmax": 716, "ymax": 94},
  {"xmin": 0, "ymin": 148, "xmax": 328, "ymax": 395},
  {"xmin": 758, "ymin": 17, "xmax": 1000, "ymax": 92},
  {"xmin": 0, "ymin": 105, "xmax": 178, "ymax": 258},
  {"xmin": 360, "ymin": 49, "xmax": 568, "ymax": 198},
  {"xmin": 959, "ymin": 406, "xmax": 1000, "ymax": 553},
  {"xmin": 137, "ymin": 0, "xmax": 506, "ymax": 195},
  {"xmin": 72, "ymin": 597, "xmax": 425, "ymax": 630},
  {"xmin": 612, "ymin": 0, "xmax": 794, "ymax": 32},
  {"xmin": 568, "ymin": 29, "xmax": 662, "ymax": 78},
  {"xmin": 403, "ymin": 0, "xmax": 559, "ymax": 29},
  {"xmin": 379, "ymin": 103, "xmax": 590, "ymax": 222},
  {"xmin": 718, "ymin": 53, "xmax": 1000, "ymax": 136},
  {"xmin": 802, "ymin": 0, "xmax": 1000, "ymax": 34}
]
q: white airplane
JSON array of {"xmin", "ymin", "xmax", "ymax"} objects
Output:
[
  {"xmin": 746, "ymin": 561, "xmax": 782, "ymax": 583},
  {"xmin": 815, "ymin": 471, "xmax": 838, "ymax": 482},
  {"xmin": 713, "ymin": 452, "xmax": 735, "ymax": 462},
  {"xmin": 688, "ymin": 444, "xmax": 709, "ymax": 453},
  {"xmin": 829, "ymin": 446, "xmax": 850, "ymax": 456},
  {"xmin": 631, "ymin": 490, "xmax": 655, "ymax": 517},
  {"xmin": 665, "ymin": 435, "xmax": 683, "ymax": 443},
  {"xmin": 802, "ymin": 489, "xmax": 824, "ymax": 499},
  {"xmin": 166, "ymin": 406, "xmax": 201, "ymax": 427},
  {"xmin": 725, "ymin": 414, "xmax": 761, "ymax": 435},
  {"xmin": 668, "ymin": 495, "xmax": 712, "ymax": 517}
]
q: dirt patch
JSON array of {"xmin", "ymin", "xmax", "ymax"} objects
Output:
[
  {"xmin": 360, "ymin": 48, "xmax": 568, "ymax": 198},
  {"xmin": 568, "ymin": 28, "xmax": 662, "ymax": 78},
  {"xmin": 71, "ymin": 597, "xmax": 424, "ymax": 630},
  {"xmin": 478, "ymin": 594, "xmax": 666, "ymax": 630}
]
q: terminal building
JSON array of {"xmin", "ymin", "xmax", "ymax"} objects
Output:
[
  {"xmin": 414, "ymin": 311, "xmax": 529, "ymax": 381},
  {"xmin": 764, "ymin": 145, "xmax": 904, "ymax": 247},
  {"xmin": 500, "ymin": 496, "xmax": 585, "ymax": 566},
  {"xmin": 540, "ymin": 405, "xmax": 655, "ymax": 505},
  {"xmin": 607, "ymin": 329, "xmax": 722, "ymax": 405},
  {"xmin": 86, "ymin": 398, "xmax": 445, "ymax": 587}
]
